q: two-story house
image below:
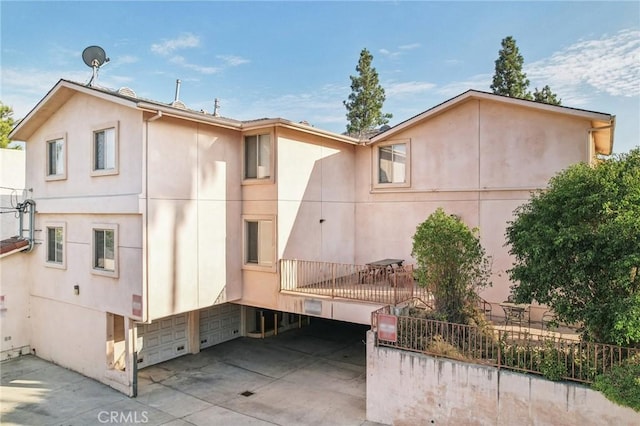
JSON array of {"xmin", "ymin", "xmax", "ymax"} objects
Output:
[{"xmin": 3, "ymin": 79, "xmax": 614, "ymax": 395}]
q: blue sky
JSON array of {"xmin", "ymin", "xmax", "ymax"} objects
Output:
[{"xmin": 2, "ymin": 1, "xmax": 639, "ymax": 153}]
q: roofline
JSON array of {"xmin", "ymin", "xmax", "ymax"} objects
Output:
[
  {"xmin": 10, "ymin": 79, "xmax": 359, "ymax": 145},
  {"xmin": 369, "ymin": 89, "xmax": 615, "ymax": 144}
]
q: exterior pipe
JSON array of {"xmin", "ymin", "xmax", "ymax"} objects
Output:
[{"xmin": 17, "ymin": 199, "xmax": 36, "ymax": 252}]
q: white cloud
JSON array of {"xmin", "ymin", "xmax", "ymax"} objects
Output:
[
  {"xmin": 526, "ymin": 29, "xmax": 640, "ymax": 104},
  {"xmin": 435, "ymin": 73, "xmax": 492, "ymax": 98},
  {"xmin": 399, "ymin": 43, "xmax": 421, "ymax": 51},
  {"xmin": 170, "ymin": 56, "xmax": 220, "ymax": 74},
  {"xmin": 380, "ymin": 43, "xmax": 421, "ymax": 58},
  {"xmin": 217, "ymin": 55, "xmax": 250, "ymax": 67},
  {"xmin": 117, "ymin": 55, "xmax": 138, "ymax": 65},
  {"xmin": 151, "ymin": 33, "xmax": 200, "ymax": 55},
  {"xmin": 385, "ymin": 81, "xmax": 436, "ymax": 97}
]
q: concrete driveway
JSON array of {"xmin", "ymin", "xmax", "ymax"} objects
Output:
[{"xmin": 1, "ymin": 319, "xmax": 386, "ymax": 425}]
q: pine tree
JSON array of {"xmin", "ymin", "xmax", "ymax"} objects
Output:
[
  {"xmin": 0, "ymin": 102, "xmax": 16, "ymax": 149},
  {"xmin": 490, "ymin": 36, "xmax": 532, "ymax": 100},
  {"xmin": 533, "ymin": 85, "xmax": 561, "ymax": 106},
  {"xmin": 344, "ymin": 48, "xmax": 392, "ymax": 138}
]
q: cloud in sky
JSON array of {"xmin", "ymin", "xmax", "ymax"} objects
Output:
[
  {"xmin": 380, "ymin": 43, "xmax": 421, "ymax": 58},
  {"xmin": 170, "ymin": 56, "xmax": 219, "ymax": 75},
  {"xmin": 151, "ymin": 33, "xmax": 200, "ymax": 55},
  {"xmin": 526, "ymin": 29, "xmax": 640, "ymax": 104},
  {"xmin": 217, "ymin": 55, "xmax": 250, "ymax": 67},
  {"xmin": 385, "ymin": 81, "xmax": 436, "ymax": 97}
]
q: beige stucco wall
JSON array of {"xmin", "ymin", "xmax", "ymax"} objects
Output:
[
  {"xmin": 0, "ymin": 148, "xmax": 26, "ymax": 240},
  {"xmin": 145, "ymin": 117, "xmax": 243, "ymax": 320},
  {"xmin": 356, "ymin": 98, "xmax": 594, "ymax": 306},
  {"xmin": 0, "ymin": 252, "xmax": 30, "ymax": 360},
  {"xmin": 366, "ymin": 331, "xmax": 640, "ymax": 425}
]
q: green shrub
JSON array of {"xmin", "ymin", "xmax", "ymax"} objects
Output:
[{"xmin": 592, "ymin": 356, "xmax": 640, "ymax": 411}]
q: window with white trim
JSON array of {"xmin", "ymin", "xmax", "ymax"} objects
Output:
[
  {"xmin": 92, "ymin": 224, "xmax": 118, "ymax": 277},
  {"xmin": 244, "ymin": 218, "xmax": 274, "ymax": 268},
  {"xmin": 92, "ymin": 122, "xmax": 119, "ymax": 176},
  {"xmin": 45, "ymin": 222, "xmax": 66, "ymax": 269},
  {"xmin": 46, "ymin": 135, "xmax": 66, "ymax": 180},
  {"xmin": 244, "ymin": 134, "xmax": 271, "ymax": 179},
  {"xmin": 374, "ymin": 140, "xmax": 410, "ymax": 188}
]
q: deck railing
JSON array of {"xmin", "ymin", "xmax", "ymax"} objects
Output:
[
  {"xmin": 280, "ymin": 259, "xmax": 431, "ymax": 305},
  {"xmin": 371, "ymin": 307, "xmax": 640, "ymax": 384}
]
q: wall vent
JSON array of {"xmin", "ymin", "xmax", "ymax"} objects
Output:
[{"xmin": 117, "ymin": 87, "xmax": 137, "ymax": 98}]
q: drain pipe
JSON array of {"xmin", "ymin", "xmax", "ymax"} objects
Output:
[{"xmin": 17, "ymin": 199, "xmax": 36, "ymax": 252}]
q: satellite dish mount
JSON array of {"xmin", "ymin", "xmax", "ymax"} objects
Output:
[{"xmin": 82, "ymin": 45, "xmax": 109, "ymax": 86}]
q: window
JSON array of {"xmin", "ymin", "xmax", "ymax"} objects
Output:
[
  {"xmin": 244, "ymin": 134, "xmax": 271, "ymax": 179},
  {"xmin": 93, "ymin": 224, "xmax": 118, "ymax": 277},
  {"xmin": 45, "ymin": 222, "xmax": 66, "ymax": 269},
  {"xmin": 244, "ymin": 217, "xmax": 274, "ymax": 268},
  {"xmin": 46, "ymin": 135, "xmax": 66, "ymax": 180},
  {"xmin": 92, "ymin": 122, "xmax": 119, "ymax": 176},
  {"xmin": 379, "ymin": 143, "xmax": 406, "ymax": 183},
  {"xmin": 374, "ymin": 140, "xmax": 410, "ymax": 188}
]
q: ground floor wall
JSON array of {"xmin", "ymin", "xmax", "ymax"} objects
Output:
[
  {"xmin": 365, "ymin": 331, "xmax": 640, "ymax": 425},
  {"xmin": 0, "ymin": 253, "xmax": 31, "ymax": 360}
]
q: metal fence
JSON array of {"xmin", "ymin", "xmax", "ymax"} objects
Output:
[
  {"xmin": 280, "ymin": 259, "xmax": 430, "ymax": 305},
  {"xmin": 371, "ymin": 307, "xmax": 639, "ymax": 384}
]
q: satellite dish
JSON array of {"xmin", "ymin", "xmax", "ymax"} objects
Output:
[
  {"xmin": 82, "ymin": 46, "xmax": 108, "ymax": 68},
  {"xmin": 82, "ymin": 45, "xmax": 109, "ymax": 86}
]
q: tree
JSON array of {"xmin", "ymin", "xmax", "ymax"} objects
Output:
[
  {"xmin": 490, "ymin": 36, "xmax": 532, "ymax": 100},
  {"xmin": 506, "ymin": 148, "xmax": 640, "ymax": 346},
  {"xmin": 344, "ymin": 48, "xmax": 392, "ymax": 138},
  {"xmin": 0, "ymin": 102, "xmax": 17, "ymax": 149},
  {"xmin": 412, "ymin": 208, "xmax": 492, "ymax": 324},
  {"xmin": 533, "ymin": 85, "xmax": 561, "ymax": 106}
]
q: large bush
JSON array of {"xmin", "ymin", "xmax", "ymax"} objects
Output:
[
  {"xmin": 411, "ymin": 208, "xmax": 492, "ymax": 324},
  {"xmin": 506, "ymin": 148, "xmax": 640, "ymax": 346}
]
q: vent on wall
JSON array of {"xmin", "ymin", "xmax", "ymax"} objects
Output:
[{"xmin": 117, "ymin": 87, "xmax": 137, "ymax": 98}]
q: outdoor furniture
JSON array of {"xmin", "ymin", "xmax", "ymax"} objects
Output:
[
  {"xmin": 360, "ymin": 259, "xmax": 404, "ymax": 284},
  {"xmin": 476, "ymin": 296, "xmax": 493, "ymax": 320},
  {"xmin": 500, "ymin": 302, "xmax": 530, "ymax": 326}
]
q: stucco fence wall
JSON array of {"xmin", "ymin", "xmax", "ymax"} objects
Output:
[{"xmin": 365, "ymin": 331, "xmax": 639, "ymax": 425}]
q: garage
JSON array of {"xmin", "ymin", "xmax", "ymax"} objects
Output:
[{"xmin": 136, "ymin": 303, "xmax": 243, "ymax": 369}]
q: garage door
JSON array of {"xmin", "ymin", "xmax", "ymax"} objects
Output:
[
  {"xmin": 199, "ymin": 303, "xmax": 241, "ymax": 349},
  {"xmin": 136, "ymin": 313, "xmax": 188, "ymax": 369}
]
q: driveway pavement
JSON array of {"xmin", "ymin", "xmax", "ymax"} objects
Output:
[{"xmin": 1, "ymin": 319, "xmax": 386, "ymax": 425}]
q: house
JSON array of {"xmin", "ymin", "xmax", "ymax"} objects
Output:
[{"xmin": 2, "ymin": 79, "xmax": 614, "ymax": 395}]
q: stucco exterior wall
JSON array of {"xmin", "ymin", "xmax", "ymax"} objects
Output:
[
  {"xmin": 366, "ymin": 331, "xmax": 640, "ymax": 426},
  {"xmin": 0, "ymin": 252, "xmax": 30, "ymax": 360},
  {"xmin": 145, "ymin": 117, "xmax": 243, "ymax": 320},
  {"xmin": 0, "ymin": 148, "xmax": 26, "ymax": 240},
  {"xmin": 355, "ymin": 98, "xmax": 596, "ymax": 304}
]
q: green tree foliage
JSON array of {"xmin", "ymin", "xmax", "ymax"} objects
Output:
[
  {"xmin": 533, "ymin": 85, "xmax": 561, "ymax": 106},
  {"xmin": 490, "ymin": 36, "xmax": 532, "ymax": 100},
  {"xmin": 0, "ymin": 101, "xmax": 17, "ymax": 149},
  {"xmin": 344, "ymin": 48, "xmax": 392, "ymax": 138},
  {"xmin": 506, "ymin": 148, "xmax": 640, "ymax": 346},
  {"xmin": 412, "ymin": 208, "xmax": 492, "ymax": 324}
]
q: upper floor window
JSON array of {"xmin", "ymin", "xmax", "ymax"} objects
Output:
[
  {"xmin": 92, "ymin": 122, "xmax": 119, "ymax": 176},
  {"xmin": 46, "ymin": 134, "xmax": 66, "ymax": 181},
  {"xmin": 374, "ymin": 140, "xmax": 410, "ymax": 189},
  {"xmin": 45, "ymin": 222, "xmax": 66, "ymax": 269},
  {"xmin": 244, "ymin": 216, "xmax": 275, "ymax": 269},
  {"xmin": 244, "ymin": 134, "xmax": 271, "ymax": 180},
  {"xmin": 92, "ymin": 224, "xmax": 118, "ymax": 277}
]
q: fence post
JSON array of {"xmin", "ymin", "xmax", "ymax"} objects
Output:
[{"xmin": 331, "ymin": 263, "xmax": 336, "ymax": 299}]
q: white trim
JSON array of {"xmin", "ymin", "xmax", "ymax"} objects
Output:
[
  {"xmin": 44, "ymin": 221, "xmax": 67, "ymax": 269},
  {"xmin": 242, "ymin": 215, "xmax": 277, "ymax": 272},
  {"xmin": 44, "ymin": 132, "xmax": 67, "ymax": 181},
  {"xmin": 91, "ymin": 223, "xmax": 119, "ymax": 278},
  {"xmin": 91, "ymin": 121, "xmax": 120, "ymax": 176},
  {"xmin": 372, "ymin": 139, "xmax": 411, "ymax": 190}
]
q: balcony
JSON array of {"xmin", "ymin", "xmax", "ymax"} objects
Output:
[{"xmin": 280, "ymin": 259, "xmax": 431, "ymax": 306}]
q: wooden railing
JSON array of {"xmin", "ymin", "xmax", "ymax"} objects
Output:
[{"xmin": 280, "ymin": 259, "xmax": 431, "ymax": 305}]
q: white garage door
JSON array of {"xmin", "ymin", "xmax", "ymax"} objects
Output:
[
  {"xmin": 199, "ymin": 303, "xmax": 241, "ymax": 349},
  {"xmin": 136, "ymin": 313, "xmax": 188, "ymax": 369}
]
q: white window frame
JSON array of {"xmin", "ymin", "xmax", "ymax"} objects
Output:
[
  {"xmin": 92, "ymin": 223, "xmax": 119, "ymax": 278},
  {"xmin": 242, "ymin": 215, "xmax": 276, "ymax": 271},
  {"xmin": 44, "ymin": 221, "xmax": 66, "ymax": 269},
  {"xmin": 45, "ymin": 133, "xmax": 67, "ymax": 181},
  {"xmin": 91, "ymin": 121, "xmax": 119, "ymax": 176},
  {"xmin": 242, "ymin": 131, "xmax": 274, "ymax": 183},
  {"xmin": 373, "ymin": 139, "xmax": 411, "ymax": 189}
]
